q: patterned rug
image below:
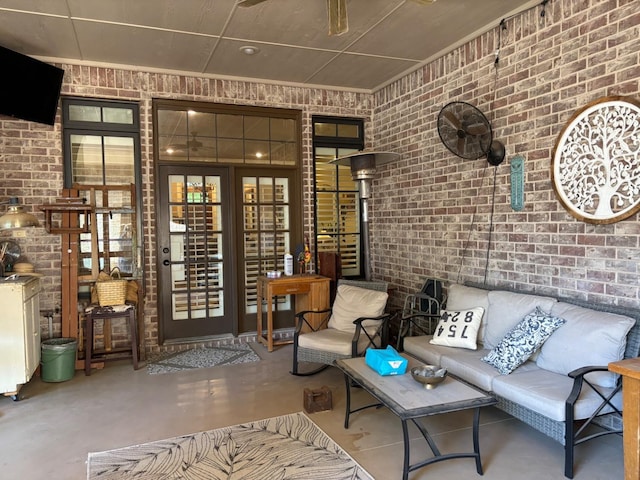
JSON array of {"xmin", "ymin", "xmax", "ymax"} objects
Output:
[
  {"xmin": 146, "ymin": 343, "xmax": 261, "ymax": 374},
  {"xmin": 87, "ymin": 412, "xmax": 373, "ymax": 480}
]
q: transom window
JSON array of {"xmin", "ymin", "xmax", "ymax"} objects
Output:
[{"xmin": 155, "ymin": 102, "xmax": 298, "ymax": 165}]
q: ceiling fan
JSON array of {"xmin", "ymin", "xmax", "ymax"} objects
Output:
[
  {"xmin": 169, "ymin": 132, "xmax": 205, "ymax": 153},
  {"xmin": 238, "ymin": 0, "xmax": 437, "ymax": 36}
]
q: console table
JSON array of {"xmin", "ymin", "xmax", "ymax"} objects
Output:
[{"xmin": 256, "ymin": 274, "xmax": 330, "ymax": 352}]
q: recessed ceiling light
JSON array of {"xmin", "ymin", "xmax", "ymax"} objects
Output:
[
  {"xmin": 166, "ymin": 148, "xmax": 174, "ymax": 154},
  {"xmin": 240, "ymin": 45, "xmax": 260, "ymax": 55}
]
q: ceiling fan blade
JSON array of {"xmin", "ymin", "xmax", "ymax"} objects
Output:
[
  {"xmin": 327, "ymin": 0, "xmax": 348, "ymax": 36},
  {"xmin": 457, "ymin": 137, "xmax": 466, "ymax": 155},
  {"xmin": 237, "ymin": 0, "xmax": 269, "ymax": 7}
]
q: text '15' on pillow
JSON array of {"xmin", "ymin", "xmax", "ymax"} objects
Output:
[{"xmin": 430, "ymin": 307, "xmax": 484, "ymax": 350}]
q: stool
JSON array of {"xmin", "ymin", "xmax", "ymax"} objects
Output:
[{"xmin": 85, "ymin": 304, "xmax": 139, "ymax": 375}]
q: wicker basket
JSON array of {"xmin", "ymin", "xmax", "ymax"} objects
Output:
[{"xmin": 95, "ymin": 267, "xmax": 128, "ymax": 306}]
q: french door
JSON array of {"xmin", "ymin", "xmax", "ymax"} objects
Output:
[
  {"xmin": 237, "ymin": 169, "xmax": 299, "ymax": 333},
  {"xmin": 157, "ymin": 165, "xmax": 234, "ymax": 341},
  {"xmin": 157, "ymin": 165, "xmax": 299, "ymax": 341}
]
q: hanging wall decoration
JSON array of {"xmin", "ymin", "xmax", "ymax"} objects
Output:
[{"xmin": 551, "ymin": 96, "xmax": 640, "ymax": 224}]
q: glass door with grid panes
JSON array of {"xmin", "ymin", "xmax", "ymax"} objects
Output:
[
  {"xmin": 157, "ymin": 166, "xmax": 233, "ymax": 340},
  {"xmin": 155, "ymin": 101, "xmax": 301, "ymax": 341},
  {"xmin": 238, "ymin": 171, "xmax": 297, "ymax": 333}
]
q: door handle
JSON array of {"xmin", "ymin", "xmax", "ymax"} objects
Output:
[{"xmin": 163, "ymin": 260, "xmax": 170, "ymax": 266}]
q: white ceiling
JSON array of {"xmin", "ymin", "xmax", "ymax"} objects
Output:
[{"xmin": 0, "ymin": 0, "xmax": 539, "ymax": 92}]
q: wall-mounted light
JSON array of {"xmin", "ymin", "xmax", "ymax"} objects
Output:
[{"xmin": 0, "ymin": 198, "xmax": 40, "ymax": 230}]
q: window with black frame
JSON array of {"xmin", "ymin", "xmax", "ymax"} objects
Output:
[
  {"xmin": 312, "ymin": 116, "xmax": 364, "ymax": 277},
  {"xmin": 62, "ymin": 97, "xmax": 142, "ymax": 278}
]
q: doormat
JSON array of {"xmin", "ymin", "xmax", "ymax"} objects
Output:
[
  {"xmin": 87, "ymin": 412, "xmax": 373, "ymax": 479},
  {"xmin": 147, "ymin": 343, "xmax": 261, "ymax": 374}
]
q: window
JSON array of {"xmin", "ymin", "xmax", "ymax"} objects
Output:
[
  {"xmin": 312, "ymin": 116, "xmax": 364, "ymax": 277},
  {"xmin": 155, "ymin": 102, "xmax": 298, "ymax": 166},
  {"xmin": 62, "ymin": 98, "xmax": 142, "ymax": 278}
]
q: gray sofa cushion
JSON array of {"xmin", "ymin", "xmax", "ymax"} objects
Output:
[
  {"xmin": 404, "ymin": 335, "xmax": 449, "ymax": 366},
  {"xmin": 482, "ymin": 307, "xmax": 566, "ymax": 374},
  {"xmin": 536, "ymin": 302, "xmax": 636, "ymax": 388},
  {"xmin": 439, "ymin": 348, "xmax": 502, "ymax": 392},
  {"xmin": 484, "ymin": 291, "xmax": 557, "ymax": 349},
  {"xmin": 492, "ymin": 367, "xmax": 622, "ymax": 422}
]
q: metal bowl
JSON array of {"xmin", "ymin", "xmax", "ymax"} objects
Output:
[{"xmin": 410, "ymin": 365, "xmax": 447, "ymax": 389}]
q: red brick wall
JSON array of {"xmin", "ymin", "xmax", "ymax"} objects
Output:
[
  {"xmin": 1, "ymin": 0, "xmax": 637, "ymax": 351},
  {"xmin": 0, "ymin": 68, "xmax": 373, "ymax": 351},
  {"xmin": 371, "ymin": 0, "xmax": 640, "ymax": 309}
]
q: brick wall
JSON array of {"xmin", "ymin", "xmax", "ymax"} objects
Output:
[
  {"xmin": 1, "ymin": 0, "xmax": 637, "ymax": 351},
  {"xmin": 372, "ymin": 0, "xmax": 640, "ymax": 310},
  {"xmin": 0, "ymin": 68, "xmax": 373, "ymax": 352}
]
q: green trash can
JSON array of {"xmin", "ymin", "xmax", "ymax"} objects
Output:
[{"xmin": 41, "ymin": 338, "xmax": 77, "ymax": 382}]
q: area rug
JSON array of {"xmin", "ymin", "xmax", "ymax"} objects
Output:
[
  {"xmin": 147, "ymin": 343, "xmax": 261, "ymax": 374},
  {"xmin": 87, "ymin": 412, "xmax": 373, "ymax": 480}
]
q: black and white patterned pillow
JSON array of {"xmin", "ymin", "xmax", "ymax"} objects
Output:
[{"xmin": 482, "ymin": 307, "xmax": 566, "ymax": 375}]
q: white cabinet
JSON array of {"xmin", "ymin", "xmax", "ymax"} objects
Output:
[{"xmin": 0, "ymin": 276, "xmax": 41, "ymax": 399}]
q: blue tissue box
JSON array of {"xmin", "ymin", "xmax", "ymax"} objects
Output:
[{"xmin": 365, "ymin": 346, "xmax": 408, "ymax": 376}]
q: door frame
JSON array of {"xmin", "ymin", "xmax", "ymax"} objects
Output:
[
  {"xmin": 234, "ymin": 167, "xmax": 303, "ymax": 334},
  {"xmin": 155, "ymin": 164, "xmax": 236, "ymax": 343}
]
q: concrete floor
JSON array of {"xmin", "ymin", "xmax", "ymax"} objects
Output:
[{"xmin": 0, "ymin": 343, "xmax": 623, "ymax": 479}]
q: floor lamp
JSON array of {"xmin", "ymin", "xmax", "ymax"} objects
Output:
[{"xmin": 330, "ymin": 151, "xmax": 400, "ymax": 281}]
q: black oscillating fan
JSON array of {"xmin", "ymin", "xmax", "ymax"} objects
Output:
[{"xmin": 437, "ymin": 101, "xmax": 505, "ymax": 165}]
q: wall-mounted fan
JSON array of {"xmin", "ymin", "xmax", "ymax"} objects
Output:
[
  {"xmin": 437, "ymin": 101, "xmax": 505, "ymax": 166},
  {"xmin": 239, "ymin": 0, "xmax": 436, "ymax": 36}
]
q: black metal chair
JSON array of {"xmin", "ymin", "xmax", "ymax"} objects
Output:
[
  {"xmin": 396, "ymin": 279, "xmax": 444, "ymax": 350},
  {"xmin": 291, "ymin": 279, "xmax": 392, "ymax": 376}
]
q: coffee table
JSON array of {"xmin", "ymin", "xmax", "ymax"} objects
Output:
[{"xmin": 336, "ymin": 355, "xmax": 497, "ymax": 480}]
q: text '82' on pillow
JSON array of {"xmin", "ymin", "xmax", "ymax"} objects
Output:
[{"xmin": 430, "ymin": 307, "xmax": 484, "ymax": 350}]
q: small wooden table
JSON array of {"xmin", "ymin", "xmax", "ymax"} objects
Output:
[
  {"xmin": 256, "ymin": 274, "xmax": 330, "ymax": 352},
  {"xmin": 336, "ymin": 355, "xmax": 497, "ymax": 480},
  {"xmin": 609, "ymin": 358, "xmax": 640, "ymax": 480}
]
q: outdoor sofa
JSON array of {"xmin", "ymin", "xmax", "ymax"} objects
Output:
[{"xmin": 400, "ymin": 282, "xmax": 640, "ymax": 478}]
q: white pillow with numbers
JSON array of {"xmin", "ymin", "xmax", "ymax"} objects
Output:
[{"xmin": 429, "ymin": 307, "xmax": 485, "ymax": 350}]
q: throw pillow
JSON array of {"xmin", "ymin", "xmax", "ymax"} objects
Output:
[
  {"xmin": 430, "ymin": 307, "xmax": 484, "ymax": 350},
  {"xmin": 484, "ymin": 290, "xmax": 557, "ymax": 349},
  {"xmin": 482, "ymin": 307, "xmax": 566, "ymax": 375},
  {"xmin": 327, "ymin": 284, "xmax": 388, "ymax": 333},
  {"xmin": 446, "ymin": 284, "xmax": 490, "ymax": 346}
]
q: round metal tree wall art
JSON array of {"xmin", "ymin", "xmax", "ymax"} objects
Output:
[{"xmin": 551, "ymin": 96, "xmax": 640, "ymax": 224}]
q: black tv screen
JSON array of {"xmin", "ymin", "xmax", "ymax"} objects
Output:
[{"xmin": 0, "ymin": 46, "xmax": 64, "ymax": 126}]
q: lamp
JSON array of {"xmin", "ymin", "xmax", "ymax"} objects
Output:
[
  {"xmin": 330, "ymin": 151, "xmax": 400, "ymax": 281},
  {"xmin": 0, "ymin": 198, "xmax": 40, "ymax": 230}
]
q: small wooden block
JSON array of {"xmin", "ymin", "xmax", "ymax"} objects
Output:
[{"xmin": 303, "ymin": 386, "xmax": 332, "ymax": 413}]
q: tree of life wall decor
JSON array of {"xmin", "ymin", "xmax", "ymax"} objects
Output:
[{"xmin": 551, "ymin": 96, "xmax": 640, "ymax": 224}]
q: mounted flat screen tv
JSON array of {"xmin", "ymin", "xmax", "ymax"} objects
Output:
[{"xmin": 0, "ymin": 46, "xmax": 64, "ymax": 126}]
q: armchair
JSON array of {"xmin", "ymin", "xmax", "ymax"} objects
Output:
[{"xmin": 291, "ymin": 279, "xmax": 391, "ymax": 376}]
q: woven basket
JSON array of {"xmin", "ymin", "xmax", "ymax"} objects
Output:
[{"xmin": 95, "ymin": 267, "xmax": 128, "ymax": 306}]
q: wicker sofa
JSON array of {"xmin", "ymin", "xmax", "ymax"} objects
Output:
[{"xmin": 401, "ymin": 283, "xmax": 640, "ymax": 479}]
